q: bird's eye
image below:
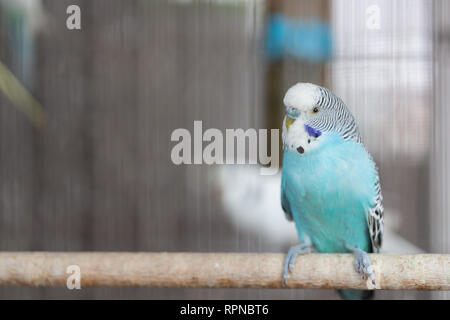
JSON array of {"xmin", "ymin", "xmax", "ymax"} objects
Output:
[{"xmin": 312, "ymin": 107, "xmax": 319, "ymax": 113}]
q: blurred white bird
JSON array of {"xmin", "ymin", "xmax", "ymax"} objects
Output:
[{"xmin": 215, "ymin": 165, "xmax": 423, "ymax": 254}]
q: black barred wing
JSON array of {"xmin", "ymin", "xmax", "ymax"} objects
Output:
[{"xmin": 368, "ymin": 171, "xmax": 384, "ymax": 253}]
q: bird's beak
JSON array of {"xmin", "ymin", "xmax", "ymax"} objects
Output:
[
  {"xmin": 285, "ymin": 116, "xmax": 295, "ymax": 131},
  {"xmin": 285, "ymin": 106, "xmax": 299, "ymax": 131}
]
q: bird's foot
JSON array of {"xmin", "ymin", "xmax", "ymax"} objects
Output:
[
  {"xmin": 350, "ymin": 247, "xmax": 376, "ymax": 286},
  {"xmin": 283, "ymin": 243, "xmax": 312, "ymax": 286}
]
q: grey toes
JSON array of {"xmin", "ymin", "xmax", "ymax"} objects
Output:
[
  {"xmin": 282, "ymin": 243, "xmax": 312, "ymax": 286},
  {"xmin": 351, "ymin": 247, "xmax": 375, "ymax": 285}
]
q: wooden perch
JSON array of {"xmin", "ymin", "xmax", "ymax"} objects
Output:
[{"xmin": 0, "ymin": 252, "xmax": 448, "ymax": 290}]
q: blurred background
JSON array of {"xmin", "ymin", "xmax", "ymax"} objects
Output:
[{"xmin": 0, "ymin": 0, "xmax": 448, "ymax": 299}]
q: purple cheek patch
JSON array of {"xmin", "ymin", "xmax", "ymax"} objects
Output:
[{"xmin": 304, "ymin": 124, "xmax": 322, "ymax": 138}]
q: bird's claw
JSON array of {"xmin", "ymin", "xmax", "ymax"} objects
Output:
[
  {"xmin": 352, "ymin": 247, "xmax": 376, "ymax": 285},
  {"xmin": 283, "ymin": 243, "xmax": 312, "ymax": 286},
  {"xmin": 288, "ymin": 261, "xmax": 295, "ymax": 273}
]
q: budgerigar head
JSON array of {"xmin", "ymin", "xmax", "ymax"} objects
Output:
[{"xmin": 282, "ymin": 83, "xmax": 361, "ymax": 154}]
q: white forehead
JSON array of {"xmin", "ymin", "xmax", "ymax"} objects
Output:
[{"xmin": 283, "ymin": 83, "xmax": 321, "ymax": 110}]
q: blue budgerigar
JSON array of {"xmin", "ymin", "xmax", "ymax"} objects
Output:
[{"xmin": 280, "ymin": 83, "xmax": 384, "ymax": 300}]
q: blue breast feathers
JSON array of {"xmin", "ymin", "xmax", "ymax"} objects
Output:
[{"xmin": 281, "ymin": 133, "xmax": 377, "ymax": 253}]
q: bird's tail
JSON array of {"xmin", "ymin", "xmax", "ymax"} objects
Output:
[{"xmin": 337, "ymin": 289, "xmax": 374, "ymax": 300}]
